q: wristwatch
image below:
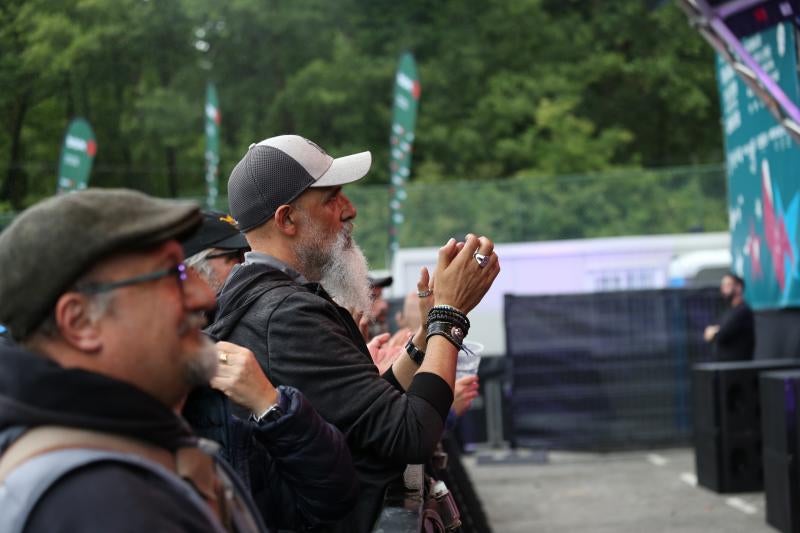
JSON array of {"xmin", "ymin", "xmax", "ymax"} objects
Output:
[
  {"xmin": 250, "ymin": 391, "xmax": 284, "ymax": 424},
  {"xmin": 405, "ymin": 337, "xmax": 426, "ymax": 365}
]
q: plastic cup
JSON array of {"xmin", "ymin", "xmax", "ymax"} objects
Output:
[{"xmin": 456, "ymin": 341, "xmax": 484, "ymax": 379}]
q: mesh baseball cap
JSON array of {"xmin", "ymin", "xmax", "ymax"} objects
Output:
[{"xmin": 228, "ymin": 134, "xmax": 371, "ymax": 232}]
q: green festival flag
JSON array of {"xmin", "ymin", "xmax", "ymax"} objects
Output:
[
  {"xmin": 388, "ymin": 52, "xmax": 421, "ymax": 263},
  {"xmin": 56, "ymin": 118, "xmax": 96, "ymax": 194},
  {"xmin": 204, "ymin": 82, "xmax": 221, "ymax": 208}
]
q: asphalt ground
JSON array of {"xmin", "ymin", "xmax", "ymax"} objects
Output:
[{"xmin": 462, "ymin": 447, "xmax": 774, "ymax": 533}]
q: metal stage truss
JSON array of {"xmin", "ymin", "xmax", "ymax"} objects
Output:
[{"xmin": 676, "ymin": 0, "xmax": 800, "ymax": 144}]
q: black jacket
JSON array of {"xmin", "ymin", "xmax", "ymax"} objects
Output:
[
  {"xmin": 0, "ymin": 344, "xmax": 262, "ymax": 533},
  {"xmin": 182, "ymin": 384, "xmax": 358, "ymax": 530},
  {"xmin": 208, "ymin": 260, "xmax": 454, "ymax": 533},
  {"xmin": 715, "ymin": 302, "xmax": 755, "ymax": 361}
]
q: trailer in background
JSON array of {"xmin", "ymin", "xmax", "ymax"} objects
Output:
[{"xmin": 388, "ymin": 232, "xmax": 730, "ymax": 356}]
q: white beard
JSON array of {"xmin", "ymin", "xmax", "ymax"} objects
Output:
[
  {"xmin": 296, "ymin": 217, "xmax": 372, "ymax": 319},
  {"xmin": 319, "ymin": 231, "xmax": 372, "ymax": 319}
]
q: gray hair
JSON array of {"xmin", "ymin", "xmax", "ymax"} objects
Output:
[
  {"xmin": 185, "ymin": 248, "xmax": 216, "ymax": 287},
  {"xmin": 24, "ymin": 286, "xmax": 116, "ymax": 344}
]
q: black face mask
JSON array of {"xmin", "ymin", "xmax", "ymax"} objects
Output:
[{"xmin": 721, "ymin": 292, "xmax": 735, "ymax": 306}]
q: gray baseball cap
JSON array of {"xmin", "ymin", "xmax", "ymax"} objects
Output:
[{"xmin": 227, "ymin": 135, "xmax": 371, "ymax": 232}]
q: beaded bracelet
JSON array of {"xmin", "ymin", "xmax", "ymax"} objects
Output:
[
  {"xmin": 430, "ymin": 304, "xmax": 469, "ymax": 321},
  {"xmin": 427, "ymin": 309, "xmax": 469, "ymax": 330},
  {"xmin": 427, "ymin": 305, "xmax": 470, "ymax": 331}
]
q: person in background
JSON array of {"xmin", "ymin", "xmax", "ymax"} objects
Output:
[
  {"xmin": 183, "ymin": 211, "xmax": 250, "ymax": 293},
  {"xmin": 704, "ymin": 272, "xmax": 755, "ymax": 361},
  {"xmin": 367, "ymin": 275, "xmax": 393, "ymax": 338}
]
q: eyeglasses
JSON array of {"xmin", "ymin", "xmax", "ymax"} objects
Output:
[
  {"xmin": 75, "ymin": 263, "xmax": 188, "ymax": 294},
  {"xmin": 205, "ymin": 249, "xmax": 245, "ymax": 262}
]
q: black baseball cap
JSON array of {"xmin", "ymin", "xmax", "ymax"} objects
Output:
[
  {"xmin": 369, "ymin": 275, "xmax": 393, "ymax": 288},
  {"xmin": 182, "ymin": 211, "xmax": 249, "ymax": 258}
]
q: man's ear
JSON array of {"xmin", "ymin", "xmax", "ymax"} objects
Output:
[
  {"xmin": 54, "ymin": 293, "xmax": 103, "ymax": 352},
  {"xmin": 274, "ymin": 204, "xmax": 299, "ymax": 236}
]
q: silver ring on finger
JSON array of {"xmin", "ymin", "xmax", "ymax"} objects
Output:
[
  {"xmin": 417, "ymin": 289, "xmax": 433, "ymax": 298},
  {"xmin": 473, "ymin": 252, "xmax": 490, "ymax": 268}
]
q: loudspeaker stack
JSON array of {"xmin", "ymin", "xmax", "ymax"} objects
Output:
[
  {"xmin": 760, "ymin": 370, "xmax": 800, "ymax": 533},
  {"xmin": 692, "ymin": 360, "xmax": 800, "ymax": 493}
]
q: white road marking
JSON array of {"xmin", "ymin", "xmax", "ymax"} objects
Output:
[
  {"xmin": 647, "ymin": 453, "xmax": 668, "ymax": 466},
  {"xmin": 726, "ymin": 497, "xmax": 757, "ymax": 515},
  {"xmin": 680, "ymin": 472, "xmax": 698, "ymax": 486}
]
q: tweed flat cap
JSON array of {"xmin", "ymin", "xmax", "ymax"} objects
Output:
[{"xmin": 0, "ymin": 188, "xmax": 202, "ymax": 340}]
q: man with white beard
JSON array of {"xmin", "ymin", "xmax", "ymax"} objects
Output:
[{"xmin": 209, "ymin": 135, "xmax": 500, "ymax": 532}]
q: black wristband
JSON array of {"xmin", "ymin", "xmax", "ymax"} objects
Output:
[
  {"xmin": 426, "ymin": 320, "xmax": 465, "ymax": 349},
  {"xmin": 405, "ymin": 337, "xmax": 426, "ymax": 365},
  {"xmin": 427, "ymin": 311, "xmax": 469, "ymax": 331},
  {"xmin": 425, "ymin": 311, "xmax": 469, "ymax": 336},
  {"xmin": 427, "ymin": 305, "xmax": 470, "ymax": 332}
]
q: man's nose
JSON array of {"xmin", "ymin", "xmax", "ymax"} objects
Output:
[{"xmin": 339, "ymin": 191, "xmax": 357, "ymax": 221}]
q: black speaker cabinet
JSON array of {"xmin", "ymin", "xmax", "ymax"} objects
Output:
[
  {"xmin": 763, "ymin": 448, "xmax": 800, "ymax": 533},
  {"xmin": 694, "ymin": 427, "xmax": 763, "ymax": 492},
  {"xmin": 692, "ymin": 359, "xmax": 800, "ymax": 493},
  {"xmin": 693, "ymin": 360, "xmax": 800, "ymax": 434},
  {"xmin": 760, "ymin": 371, "xmax": 800, "ymax": 533},
  {"xmin": 761, "ymin": 370, "xmax": 800, "ymax": 454}
]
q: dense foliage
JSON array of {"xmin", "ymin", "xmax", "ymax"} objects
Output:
[{"xmin": 1, "ymin": 0, "xmax": 726, "ymax": 265}]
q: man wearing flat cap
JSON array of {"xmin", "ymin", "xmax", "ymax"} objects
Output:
[
  {"xmin": 0, "ymin": 188, "xmax": 356, "ymax": 532},
  {"xmin": 209, "ymin": 134, "xmax": 501, "ymax": 531}
]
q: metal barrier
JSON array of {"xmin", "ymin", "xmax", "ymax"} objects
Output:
[{"xmin": 505, "ymin": 287, "xmax": 724, "ymax": 450}]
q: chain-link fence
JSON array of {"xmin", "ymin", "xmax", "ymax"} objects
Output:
[
  {"xmin": 348, "ymin": 164, "xmax": 728, "ymax": 268},
  {"xmin": 0, "ymin": 164, "xmax": 728, "ymax": 269}
]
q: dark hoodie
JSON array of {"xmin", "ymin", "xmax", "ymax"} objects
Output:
[
  {"xmin": 208, "ymin": 261, "xmax": 454, "ymax": 533},
  {"xmin": 0, "ymin": 344, "xmax": 261, "ymax": 533}
]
